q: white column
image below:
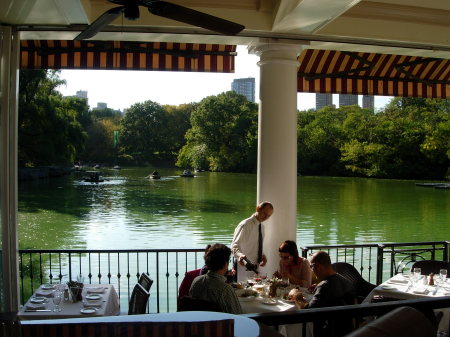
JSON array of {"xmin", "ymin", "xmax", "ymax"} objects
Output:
[
  {"xmin": 0, "ymin": 25, "xmax": 20, "ymax": 311},
  {"xmin": 248, "ymin": 39, "xmax": 304, "ymax": 277}
]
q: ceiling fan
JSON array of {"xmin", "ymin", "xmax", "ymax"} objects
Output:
[{"xmin": 74, "ymin": 0, "xmax": 245, "ymax": 40}]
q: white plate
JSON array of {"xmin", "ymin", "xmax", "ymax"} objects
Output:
[
  {"xmin": 85, "ymin": 294, "xmax": 102, "ymax": 300},
  {"xmin": 238, "ymin": 296, "xmax": 256, "ymax": 302},
  {"xmin": 381, "ymin": 285, "xmax": 396, "ymax": 290},
  {"xmin": 30, "ymin": 297, "xmax": 46, "ymax": 304},
  {"xmin": 41, "ymin": 284, "xmax": 55, "ymax": 290},
  {"xmin": 262, "ymin": 299, "xmax": 278, "ymax": 305},
  {"xmin": 80, "ymin": 307, "xmax": 97, "ymax": 314}
]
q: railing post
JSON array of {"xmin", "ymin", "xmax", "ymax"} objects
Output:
[
  {"xmin": 68, "ymin": 252, "xmax": 72, "ymax": 282},
  {"xmin": 301, "ymin": 247, "xmax": 308, "ymax": 259},
  {"xmin": 376, "ymin": 244, "xmax": 385, "ymax": 285},
  {"xmin": 444, "ymin": 242, "xmax": 449, "ymax": 262}
]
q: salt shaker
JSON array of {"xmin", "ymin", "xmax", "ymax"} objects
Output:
[
  {"xmin": 428, "ymin": 273, "xmax": 435, "ymax": 286},
  {"xmin": 64, "ymin": 288, "xmax": 69, "ymax": 301}
]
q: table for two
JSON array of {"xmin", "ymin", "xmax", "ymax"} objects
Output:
[
  {"xmin": 19, "ymin": 284, "xmax": 120, "ymax": 320},
  {"xmin": 363, "ymin": 274, "xmax": 450, "ymax": 332}
]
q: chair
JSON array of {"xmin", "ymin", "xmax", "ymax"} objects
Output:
[
  {"xmin": 345, "ymin": 306, "xmax": 435, "ymax": 337},
  {"xmin": 332, "ymin": 262, "xmax": 376, "ymax": 303},
  {"xmin": 138, "ymin": 272, "xmax": 154, "ymax": 292},
  {"xmin": 410, "ymin": 260, "xmax": 450, "ymax": 275},
  {"xmin": 177, "ymin": 296, "xmax": 221, "ymax": 312},
  {"xmin": 128, "ymin": 283, "xmax": 150, "ymax": 315},
  {"xmin": 178, "ymin": 268, "xmax": 202, "ymax": 300}
]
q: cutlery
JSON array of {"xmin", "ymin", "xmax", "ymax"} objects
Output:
[{"xmin": 25, "ymin": 309, "xmax": 52, "ymax": 312}]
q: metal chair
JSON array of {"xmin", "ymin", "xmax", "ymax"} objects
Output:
[
  {"xmin": 332, "ymin": 262, "xmax": 376, "ymax": 303},
  {"xmin": 410, "ymin": 260, "xmax": 450, "ymax": 276},
  {"xmin": 138, "ymin": 272, "xmax": 154, "ymax": 292},
  {"xmin": 128, "ymin": 283, "xmax": 150, "ymax": 315}
]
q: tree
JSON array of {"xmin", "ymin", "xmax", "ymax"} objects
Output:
[
  {"xmin": 18, "ymin": 70, "xmax": 88, "ymax": 166},
  {"xmin": 118, "ymin": 100, "xmax": 171, "ymax": 164},
  {"xmin": 177, "ymin": 91, "xmax": 258, "ymax": 172}
]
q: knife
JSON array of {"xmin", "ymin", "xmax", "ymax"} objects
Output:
[{"xmin": 24, "ymin": 309, "xmax": 52, "ymax": 312}]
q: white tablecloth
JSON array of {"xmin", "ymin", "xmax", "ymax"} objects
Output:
[
  {"xmin": 240, "ymin": 287, "xmax": 313, "ymax": 337},
  {"xmin": 19, "ymin": 284, "xmax": 120, "ymax": 320},
  {"xmin": 362, "ymin": 274, "xmax": 450, "ymax": 332}
]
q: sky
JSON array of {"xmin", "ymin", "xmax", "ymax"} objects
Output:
[{"xmin": 57, "ymin": 45, "xmax": 392, "ymax": 111}]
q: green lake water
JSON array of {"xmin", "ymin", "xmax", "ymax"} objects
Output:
[{"xmin": 18, "ymin": 167, "xmax": 450, "ymax": 250}]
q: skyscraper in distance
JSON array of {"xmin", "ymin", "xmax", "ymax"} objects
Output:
[
  {"xmin": 362, "ymin": 95, "xmax": 375, "ymax": 110},
  {"xmin": 339, "ymin": 94, "xmax": 358, "ymax": 107},
  {"xmin": 231, "ymin": 77, "xmax": 255, "ymax": 102},
  {"xmin": 316, "ymin": 93, "xmax": 333, "ymax": 110}
]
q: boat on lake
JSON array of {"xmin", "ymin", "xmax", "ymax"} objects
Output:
[
  {"xmin": 113, "ymin": 165, "xmax": 121, "ymax": 170},
  {"xmin": 149, "ymin": 171, "xmax": 161, "ymax": 179},
  {"xmin": 415, "ymin": 182, "xmax": 450, "ymax": 189},
  {"xmin": 84, "ymin": 171, "xmax": 104, "ymax": 183},
  {"xmin": 180, "ymin": 170, "xmax": 195, "ymax": 178}
]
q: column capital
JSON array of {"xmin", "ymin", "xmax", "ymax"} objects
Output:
[{"xmin": 247, "ymin": 38, "xmax": 307, "ymax": 67}]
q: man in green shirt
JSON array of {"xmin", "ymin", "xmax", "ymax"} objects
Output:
[{"xmin": 190, "ymin": 243, "xmax": 243, "ymax": 314}]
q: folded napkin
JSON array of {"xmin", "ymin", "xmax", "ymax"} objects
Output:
[
  {"xmin": 412, "ymin": 288, "xmax": 429, "ymax": 295},
  {"xmin": 388, "ymin": 279, "xmax": 409, "ymax": 284},
  {"xmin": 86, "ymin": 287, "xmax": 105, "ymax": 294},
  {"xmin": 25, "ymin": 303, "xmax": 46, "ymax": 310},
  {"xmin": 35, "ymin": 290, "xmax": 54, "ymax": 297},
  {"xmin": 83, "ymin": 300, "xmax": 103, "ymax": 308}
]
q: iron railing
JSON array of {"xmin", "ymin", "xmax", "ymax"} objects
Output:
[{"xmin": 18, "ymin": 241, "xmax": 449, "ymax": 313}]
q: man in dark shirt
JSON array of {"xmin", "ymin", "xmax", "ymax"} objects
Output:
[{"xmin": 296, "ymin": 251, "xmax": 355, "ymax": 337}]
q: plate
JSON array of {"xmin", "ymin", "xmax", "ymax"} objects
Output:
[
  {"xmin": 41, "ymin": 284, "xmax": 55, "ymax": 290},
  {"xmin": 80, "ymin": 307, "xmax": 97, "ymax": 314},
  {"xmin": 262, "ymin": 299, "xmax": 278, "ymax": 305},
  {"xmin": 381, "ymin": 285, "xmax": 396, "ymax": 290},
  {"xmin": 279, "ymin": 298, "xmax": 295, "ymax": 304},
  {"xmin": 238, "ymin": 296, "xmax": 256, "ymax": 302},
  {"xmin": 85, "ymin": 294, "xmax": 102, "ymax": 300},
  {"xmin": 30, "ymin": 297, "xmax": 46, "ymax": 304}
]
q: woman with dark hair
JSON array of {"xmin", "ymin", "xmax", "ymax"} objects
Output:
[{"xmin": 273, "ymin": 240, "xmax": 312, "ymax": 287}]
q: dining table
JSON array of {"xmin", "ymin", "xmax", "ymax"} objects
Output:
[
  {"xmin": 238, "ymin": 283, "xmax": 314, "ymax": 337},
  {"xmin": 18, "ymin": 283, "xmax": 120, "ymax": 320},
  {"xmin": 362, "ymin": 273, "xmax": 450, "ymax": 332}
]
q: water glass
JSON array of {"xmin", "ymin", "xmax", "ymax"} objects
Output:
[
  {"xmin": 413, "ymin": 268, "xmax": 422, "ymax": 282},
  {"xmin": 53, "ymin": 291, "xmax": 62, "ymax": 312},
  {"xmin": 76, "ymin": 273, "xmax": 85, "ymax": 283},
  {"xmin": 440, "ymin": 269, "xmax": 447, "ymax": 282}
]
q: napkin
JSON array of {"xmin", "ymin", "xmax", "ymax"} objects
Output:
[
  {"xmin": 86, "ymin": 287, "xmax": 105, "ymax": 294},
  {"xmin": 25, "ymin": 303, "xmax": 46, "ymax": 310},
  {"xmin": 412, "ymin": 288, "xmax": 429, "ymax": 295},
  {"xmin": 83, "ymin": 300, "xmax": 103, "ymax": 308},
  {"xmin": 35, "ymin": 290, "xmax": 54, "ymax": 297},
  {"xmin": 388, "ymin": 279, "xmax": 409, "ymax": 285}
]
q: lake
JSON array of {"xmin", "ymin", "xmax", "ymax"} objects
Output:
[{"xmin": 18, "ymin": 167, "xmax": 450, "ymax": 250}]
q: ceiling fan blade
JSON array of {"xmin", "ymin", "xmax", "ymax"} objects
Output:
[
  {"xmin": 75, "ymin": 6, "xmax": 125, "ymax": 41},
  {"xmin": 147, "ymin": 1, "xmax": 244, "ymax": 35}
]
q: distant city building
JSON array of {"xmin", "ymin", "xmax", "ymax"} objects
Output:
[
  {"xmin": 316, "ymin": 93, "xmax": 333, "ymax": 110},
  {"xmin": 362, "ymin": 95, "xmax": 375, "ymax": 110},
  {"xmin": 231, "ymin": 77, "xmax": 255, "ymax": 102},
  {"xmin": 96, "ymin": 102, "xmax": 107, "ymax": 109},
  {"xmin": 339, "ymin": 94, "xmax": 358, "ymax": 107},
  {"xmin": 76, "ymin": 90, "xmax": 88, "ymax": 99}
]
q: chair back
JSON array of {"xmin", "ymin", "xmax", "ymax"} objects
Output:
[
  {"xmin": 410, "ymin": 260, "xmax": 450, "ymax": 276},
  {"xmin": 178, "ymin": 268, "xmax": 202, "ymax": 300},
  {"xmin": 22, "ymin": 319, "xmax": 235, "ymax": 337},
  {"xmin": 332, "ymin": 262, "xmax": 376, "ymax": 302},
  {"xmin": 345, "ymin": 306, "xmax": 435, "ymax": 337},
  {"xmin": 128, "ymin": 283, "xmax": 150, "ymax": 315},
  {"xmin": 178, "ymin": 296, "xmax": 221, "ymax": 312},
  {"xmin": 138, "ymin": 272, "xmax": 154, "ymax": 292}
]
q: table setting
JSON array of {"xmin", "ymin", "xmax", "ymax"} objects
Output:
[{"xmin": 19, "ymin": 282, "xmax": 120, "ymax": 320}]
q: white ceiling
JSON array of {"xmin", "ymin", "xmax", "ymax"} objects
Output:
[{"xmin": 1, "ymin": 0, "xmax": 450, "ymax": 59}]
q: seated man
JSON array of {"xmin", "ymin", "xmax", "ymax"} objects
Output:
[
  {"xmin": 295, "ymin": 251, "xmax": 355, "ymax": 337},
  {"xmin": 190, "ymin": 243, "xmax": 242, "ymax": 314}
]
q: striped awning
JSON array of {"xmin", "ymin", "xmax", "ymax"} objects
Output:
[
  {"xmin": 20, "ymin": 40, "xmax": 236, "ymax": 73},
  {"xmin": 298, "ymin": 49, "xmax": 450, "ymax": 99}
]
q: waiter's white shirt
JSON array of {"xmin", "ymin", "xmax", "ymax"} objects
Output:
[{"xmin": 231, "ymin": 214, "xmax": 265, "ymax": 282}]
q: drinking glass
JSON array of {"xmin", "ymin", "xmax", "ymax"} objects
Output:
[
  {"xmin": 76, "ymin": 273, "xmax": 85, "ymax": 283},
  {"xmin": 53, "ymin": 291, "xmax": 62, "ymax": 312},
  {"xmin": 413, "ymin": 268, "xmax": 422, "ymax": 283},
  {"xmin": 440, "ymin": 269, "xmax": 447, "ymax": 283}
]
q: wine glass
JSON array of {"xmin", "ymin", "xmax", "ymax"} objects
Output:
[
  {"xmin": 413, "ymin": 268, "xmax": 422, "ymax": 283},
  {"xmin": 53, "ymin": 291, "xmax": 62, "ymax": 312}
]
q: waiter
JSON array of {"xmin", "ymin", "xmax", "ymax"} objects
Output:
[{"xmin": 231, "ymin": 201, "xmax": 274, "ymax": 282}]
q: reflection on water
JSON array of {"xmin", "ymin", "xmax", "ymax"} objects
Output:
[{"xmin": 19, "ymin": 168, "xmax": 450, "ymax": 250}]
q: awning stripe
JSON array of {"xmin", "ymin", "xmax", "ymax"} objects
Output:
[
  {"xmin": 298, "ymin": 49, "xmax": 450, "ymax": 98},
  {"xmin": 20, "ymin": 40, "xmax": 237, "ymax": 73}
]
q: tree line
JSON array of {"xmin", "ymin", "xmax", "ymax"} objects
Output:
[{"xmin": 18, "ymin": 70, "xmax": 449, "ymax": 180}]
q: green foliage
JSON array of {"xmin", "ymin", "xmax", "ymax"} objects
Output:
[
  {"xmin": 18, "ymin": 70, "xmax": 88, "ymax": 166},
  {"xmin": 176, "ymin": 91, "xmax": 258, "ymax": 172}
]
